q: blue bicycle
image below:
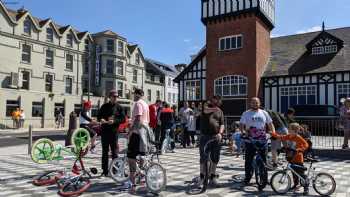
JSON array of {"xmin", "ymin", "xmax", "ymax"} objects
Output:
[{"xmin": 242, "ymin": 136, "xmax": 268, "ymax": 191}]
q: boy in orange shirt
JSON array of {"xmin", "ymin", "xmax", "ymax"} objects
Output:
[{"xmin": 272, "ymin": 122, "xmax": 309, "ymax": 195}]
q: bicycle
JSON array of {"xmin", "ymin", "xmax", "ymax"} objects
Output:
[
  {"xmin": 161, "ymin": 129, "xmax": 174, "ymax": 154},
  {"xmin": 270, "ymin": 156, "xmax": 336, "ymax": 196},
  {"xmin": 109, "ymin": 140, "xmax": 167, "ymax": 194},
  {"xmin": 242, "ymin": 136, "xmax": 269, "ymax": 191},
  {"xmin": 187, "ymin": 138, "xmax": 218, "ymax": 194}
]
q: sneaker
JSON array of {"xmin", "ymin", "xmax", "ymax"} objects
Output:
[
  {"xmin": 209, "ymin": 177, "xmax": 219, "ymax": 187},
  {"xmin": 171, "ymin": 149, "xmax": 175, "ymax": 153},
  {"xmin": 303, "ymin": 188, "xmax": 309, "ymax": 195}
]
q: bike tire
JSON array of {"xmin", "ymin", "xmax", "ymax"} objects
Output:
[
  {"xmin": 58, "ymin": 177, "xmax": 91, "ymax": 197},
  {"xmin": 32, "ymin": 171, "xmax": 63, "ymax": 186},
  {"xmin": 255, "ymin": 160, "xmax": 268, "ymax": 191},
  {"xmin": 146, "ymin": 162, "xmax": 167, "ymax": 194},
  {"xmin": 109, "ymin": 157, "xmax": 130, "ymax": 183},
  {"xmin": 270, "ymin": 170, "xmax": 291, "ymax": 194},
  {"xmin": 31, "ymin": 138, "xmax": 55, "ymax": 164},
  {"xmin": 313, "ymin": 172, "xmax": 336, "ymax": 196},
  {"xmin": 200, "ymin": 160, "xmax": 209, "ymax": 193},
  {"xmin": 71, "ymin": 128, "xmax": 91, "ymax": 152}
]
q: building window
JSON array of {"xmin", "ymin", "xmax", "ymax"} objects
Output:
[
  {"xmin": 66, "ymin": 54, "xmax": 73, "ymax": 70},
  {"xmin": 22, "ymin": 44, "xmax": 31, "ymax": 63},
  {"xmin": 338, "ymin": 83, "xmax": 350, "ymax": 104},
  {"xmin": 45, "ymin": 74, "xmax": 53, "ymax": 92},
  {"xmin": 219, "ymin": 35, "xmax": 243, "ymax": 51},
  {"xmin": 118, "ymin": 41, "xmax": 124, "ymax": 55},
  {"xmin": 65, "ymin": 77, "xmax": 73, "ymax": 94},
  {"xmin": 135, "ymin": 53, "xmax": 140, "ymax": 65},
  {"xmin": 83, "ymin": 55, "xmax": 89, "ymax": 74},
  {"xmin": 66, "ymin": 33, "xmax": 73, "ymax": 47},
  {"xmin": 106, "ymin": 60, "xmax": 114, "ymax": 74},
  {"xmin": 105, "ymin": 81, "xmax": 114, "ymax": 93},
  {"xmin": 23, "ymin": 18, "xmax": 31, "ymax": 35},
  {"xmin": 168, "ymin": 93, "xmax": 171, "ymax": 103},
  {"xmin": 156, "ymin": 90, "xmax": 161, "ymax": 100},
  {"xmin": 151, "ymin": 75, "xmax": 155, "ymax": 82},
  {"xmin": 214, "ymin": 75, "xmax": 247, "ymax": 96},
  {"xmin": 325, "ymin": 45, "xmax": 337, "ymax": 54},
  {"xmin": 147, "ymin": 89, "xmax": 152, "ymax": 101},
  {"xmin": 32, "ymin": 102, "xmax": 43, "ymax": 117},
  {"xmin": 185, "ymin": 80, "xmax": 201, "ymax": 100},
  {"xmin": 83, "ymin": 79, "xmax": 88, "ymax": 94},
  {"xmin": 84, "ymin": 39, "xmax": 89, "ymax": 52},
  {"xmin": 117, "ymin": 61, "xmax": 124, "ymax": 75},
  {"xmin": 168, "ymin": 78, "xmax": 172, "ymax": 86},
  {"xmin": 133, "ymin": 69, "xmax": 138, "ymax": 83},
  {"xmin": 74, "ymin": 104, "xmax": 82, "ymax": 116},
  {"xmin": 280, "ymin": 85, "xmax": 317, "ymax": 113},
  {"xmin": 21, "ymin": 71, "xmax": 30, "ymax": 90},
  {"xmin": 46, "ymin": 28, "xmax": 53, "ymax": 42},
  {"xmin": 312, "ymin": 46, "xmax": 324, "ymax": 55},
  {"xmin": 46, "ymin": 49, "xmax": 54, "ymax": 66},
  {"xmin": 173, "ymin": 93, "xmax": 176, "ymax": 103},
  {"xmin": 6, "ymin": 100, "xmax": 19, "ymax": 117},
  {"xmin": 117, "ymin": 82, "xmax": 123, "ymax": 97},
  {"xmin": 106, "ymin": 39, "xmax": 115, "ymax": 52}
]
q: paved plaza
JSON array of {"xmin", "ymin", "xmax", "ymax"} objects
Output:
[{"xmin": 0, "ymin": 137, "xmax": 350, "ymax": 197}]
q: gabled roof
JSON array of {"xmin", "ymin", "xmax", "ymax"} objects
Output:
[
  {"xmin": 145, "ymin": 59, "xmax": 166, "ymax": 76},
  {"xmin": 0, "ymin": 1, "xmax": 92, "ymax": 43},
  {"xmin": 174, "ymin": 46, "xmax": 206, "ymax": 82},
  {"xmin": 306, "ymin": 30, "xmax": 344, "ymax": 50},
  {"xmin": 127, "ymin": 44, "xmax": 138, "ymax": 54},
  {"xmin": 146, "ymin": 58, "xmax": 178, "ymax": 77},
  {"xmin": 264, "ymin": 27, "xmax": 350, "ymax": 77},
  {"xmin": 93, "ymin": 30, "xmax": 127, "ymax": 41}
]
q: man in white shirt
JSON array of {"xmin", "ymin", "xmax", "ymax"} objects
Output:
[
  {"xmin": 240, "ymin": 97, "xmax": 275, "ymax": 189},
  {"xmin": 179, "ymin": 101, "xmax": 193, "ymax": 148}
]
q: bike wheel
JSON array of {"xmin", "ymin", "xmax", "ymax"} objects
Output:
[
  {"xmin": 313, "ymin": 172, "xmax": 336, "ymax": 196},
  {"xmin": 255, "ymin": 160, "xmax": 268, "ymax": 190},
  {"xmin": 33, "ymin": 171, "xmax": 63, "ymax": 186},
  {"xmin": 146, "ymin": 163, "xmax": 167, "ymax": 194},
  {"xmin": 31, "ymin": 138, "xmax": 55, "ymax": 164},
  {"xmin": 109, "ymin": 158, "xmax": 130, "ymax": 183},
  {"xmin": 58, "ymin": 177, "xmax": 91, "ymax": 197},
  {"xmin": 270, "ymin": 171, "xmax": 291, "ymax": 194},
  {"xmin": 71, "ymin": 128, "xmax": 91, "ymax": 152}
]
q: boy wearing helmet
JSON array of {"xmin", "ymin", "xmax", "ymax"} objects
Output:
[{"xmin": 80, "ymin": 100, "xmax": 97, "ymax": 152}]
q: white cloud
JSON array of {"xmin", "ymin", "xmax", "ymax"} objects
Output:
[
  {"xmin": 271, "ymin": 33, "xmax": 283, "ymax": 38},
  {"xmin": 184, "ymin": 39, "xmax": 191, "ymax": 43},
  {"xmin": 296, "ymin": 26, "xmax": 322, "ymax": 34}
]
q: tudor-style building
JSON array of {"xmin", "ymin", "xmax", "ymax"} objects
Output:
[{"xmin": 175, "ymin": 0, "xmax": 350, "ymax": 117}]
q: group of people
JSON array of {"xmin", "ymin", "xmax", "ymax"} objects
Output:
[
  {"xmin": 11, "ymin": 108, "xmax": 25, "ymax": 128},
  {"xmin": 340, "ymin": 98, "xmax": 350, "ymax": 149}
]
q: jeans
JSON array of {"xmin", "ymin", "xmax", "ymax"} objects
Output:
[
  {"xmin": 199, "ymin": 134, "xmax": 221, "ymax": 164},
  {"xmin": 244, "ymin": 142, "xmax": 267, "ymax": 182},
  {"xmin": 290, "ymin": 163, "xmax": 307, "ymax": 189}
]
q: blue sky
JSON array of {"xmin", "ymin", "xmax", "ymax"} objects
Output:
[{"xmin": 5, "ymin": 0, "xmax": 350, "ymax": 65}]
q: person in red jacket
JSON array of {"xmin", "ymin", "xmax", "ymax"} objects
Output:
[{"xmin": 149, "ymin": 100, "xmax": 161, "ymax": 129}]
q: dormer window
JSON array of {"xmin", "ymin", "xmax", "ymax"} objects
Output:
[
  {"xmin": 307, "ymin": 29, "xmax": 343, "ymax": 56},
  {"xmin": 66, "ymin": 34, "xmax": 73, "ymax": 47},
  {"xmin": 23, "ymin": 18, "xmax": 31, "ymax": 36},
  {"xmin": 46, "ymin": 28, "xmax": 53, "ymax": 42},
  {"xmin": 325, "ymin": 45, "xmax": 337, "ymax": 54},
  {"xmin": 312, "ymin": 45, "xmax": 337, "ymax": 55}
]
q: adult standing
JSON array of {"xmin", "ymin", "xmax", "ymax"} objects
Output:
[
  {"xmin": 19, "ymin": 109, "xmax": 25, "ymax": 128},
  {"xmin": 12, "ymin": 108, "xmax": 20, "ymax": 129},
  {"xmin": 199, "ymin": 96, "xmax": 225, "ymax": 187},
  {"xmin": 149, "ymin": 100, "xmax": 162, "ymax": 148},
  {"xmin": 98, "ymin": 90, "xmax": 125, "ymax": 176},
  {"xmin": 127, "ymin": 88, "xmax": 152, "ymax": 193},
  {"xmin": 340, "ymin": 98, "xmax": 350, "ymax": 149},
  {"xmin": 159, "ymin": 102, "xmax": 175, "ymax": 152},
  {"xmin": 240, "ymin": 97, "xmax": 275, "ymax": 187},
  {"xmin": 179, "ymin": 101, "xmax": 192, "ymax": 148}
]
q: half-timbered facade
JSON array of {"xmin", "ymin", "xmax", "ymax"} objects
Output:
[{"xmin": 175, "ymin": 0, "xmax": 350, "ymax": 116}]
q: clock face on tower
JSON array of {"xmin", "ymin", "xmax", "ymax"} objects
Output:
[{"xmin": 201, "ymin": 0, "xmax": 275, "ymax": 29}]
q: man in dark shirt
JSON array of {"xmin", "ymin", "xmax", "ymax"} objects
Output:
[
  {"xmin": 199, "ymin": 96, "xmax": 225, "ymax": 187},
  {"xmin": 159, "ymin": 102, "xmax": 175, "ymax": 152},
  {"xmin": 97, "ymin": 90, "xmax": 125, "ymax": 176}
]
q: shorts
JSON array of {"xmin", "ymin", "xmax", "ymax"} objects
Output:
[
  {"xmin": 80, "ymin": 124, "xmax": 96, "ymax": 138},
  {"xmin": 127, "ymin": 133, "xmax": 145, "ymax": 159},
  {"xmin": 271, "ymin": 127, "xmax": 288, "ymax": 151}
]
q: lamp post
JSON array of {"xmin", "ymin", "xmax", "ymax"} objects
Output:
[{"xmin": 87, "ymin": 43, "xmax": 92, "ymax": 101}]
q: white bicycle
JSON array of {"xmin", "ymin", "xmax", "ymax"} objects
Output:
[{"xmin": 109, "ymin": 141, "xmax": 167, "ymax": 194}]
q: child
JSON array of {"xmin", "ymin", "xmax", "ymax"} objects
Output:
[
  {"xmin": 300, "ymin": 124, "xmax": 313, "ymax": 159},
  {"xmin": 232, "ymin": 122, "xmax": 242, "ymax": 156},
  {"xmin": 272, "ymin": 123, "xmax": 309, "ymax": 195},
  {"xmin": 228, "ymin": 125, "xmax": 235, "ymax": 154}
]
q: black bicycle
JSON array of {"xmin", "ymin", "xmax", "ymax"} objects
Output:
[
  {"xmin": 186, "ymin": 138, "xmax": 218, "ymax": 195},
  {"xmin": 242, "ymin": 136, "xmax": 269, "ymax": 191}
]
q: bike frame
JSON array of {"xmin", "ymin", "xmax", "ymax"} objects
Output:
[
  {"xmin": 244, "ymin": 138, "xmax": 268, "ymax": 168},
  {"xmin": 282, "ymin": 161, "xmax": 316, "ymax": 185}
]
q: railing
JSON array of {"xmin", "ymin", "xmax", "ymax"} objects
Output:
[
  {"xmin": 295, "ymin": 116, "xmax": 344, "ymax": 150},
  {"xmin": 224, "ymin": 115, "xmax": 345, "ymax": 150},
  {"xmin": 0, "ymin": 118, "xmax": 69, "ymax": 130}
]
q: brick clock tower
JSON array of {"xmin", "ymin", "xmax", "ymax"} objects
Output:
[{"xmin": 202, "ymin": 0, "xmax": 275, "ymax": 115}]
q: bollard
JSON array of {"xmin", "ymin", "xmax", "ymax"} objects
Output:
[{"xmin": 28, "ymin": 124, "xmax": 32, "ymax": 155}]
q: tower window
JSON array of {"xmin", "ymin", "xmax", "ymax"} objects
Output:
[{"xmin": 219, "ymin": 35, "xmax": 243, "ymax": 51}]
